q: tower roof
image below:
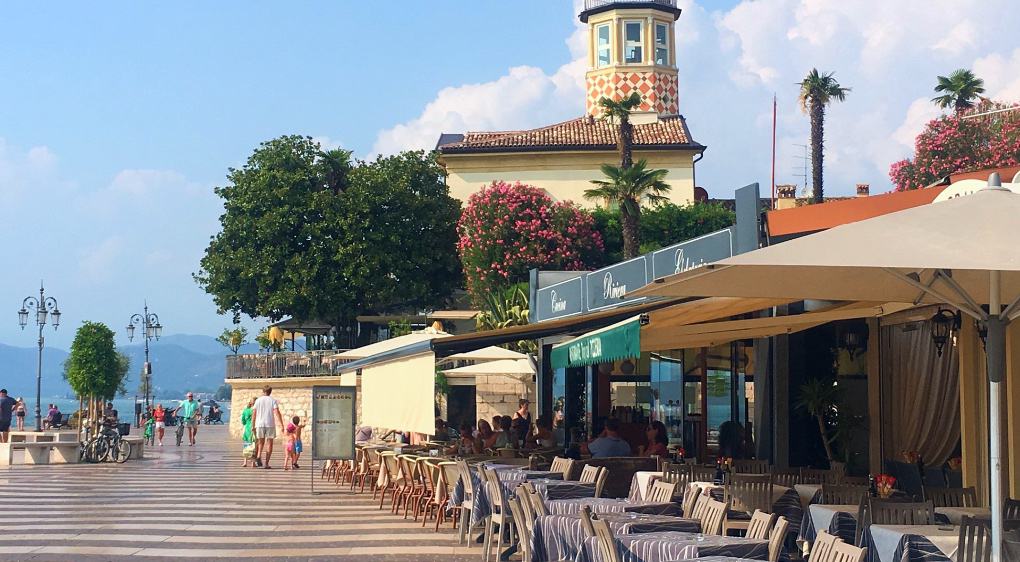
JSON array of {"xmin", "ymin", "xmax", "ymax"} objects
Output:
[
  {"xmin": 579, "ymin": 0, "xmax": 682, "ymax": 23},
  {"xmin": 436, "ymin": 115, "xmax": 703, "ymax": 155}
]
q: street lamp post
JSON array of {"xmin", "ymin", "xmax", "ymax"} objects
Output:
[
  {"xmin": 17, "ymin": 283, "xmax": 61, "ymax": 432},
  {"xmin": 127, "ymin": 302, "xmax": 162, "ymax": 410}
]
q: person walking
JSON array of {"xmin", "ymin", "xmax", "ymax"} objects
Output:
[
  {"xmin": 0, "ymin": 389, "xmax": 16, "ymax": 443},
  {"xmin": 174, "ymin": 392, "xmax": 201, "ymax": 446},
  {"xmin": 251, "ymin": 386, "xmax": 284, "ymax": 469},
  {"xmin": 152, "ymin": 404, "xmax": 166, "ymax": 446},
  {"xmin": 240, "ymin": 398, "xmax": 255, "ymax": 468},
  {"xmin": 14, "ymin": 398, "xmax": 27, "ymax": 431}
]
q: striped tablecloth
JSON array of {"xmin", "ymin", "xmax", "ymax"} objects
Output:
[
  {"xmin": 864, "ymin": 524, "xmax": 958, "ymax": 562},
  {"xmin": 798, "ymin": 504, "xmax": 859, "ymax": 546},
  {"xmin": 575, "ymin": 531, "xmax": 768, "ymax": 562},
  {"xmin": 451, "ymin": 469, "xmax": 593, "ymax": 527},
  {"xmin": 530, "ymin": 513, "xmax": 701, "ymax": 562},
  {"xmin": 547, "ymin": 498, "xmax": 682, "ymax": 517},
  {"xmin": 627, "ymin": 471, "xmax": 665, "ymax": 501},
  {"xmin": 690, "ymin": 481, "xmax": 805, "ymax": 532}
]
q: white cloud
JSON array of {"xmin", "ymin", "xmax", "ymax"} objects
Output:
[
  {"xmin": 932, "ymin": 20, "xmax": 978, "ymax": 56},
  {"xmin": 312, "ymin": 136, "xmax": 345, "ymax": 151},
  {"xmin": 893, "ymin": 98, "xmax": 941, "ymax": 150},
  {"xmin": 973, "ymin": 48, "xmax": 1020, "ymax": 102},
  {"xmin": 77, "ymin": 236, "xmax": 125, "ymax": 283}
]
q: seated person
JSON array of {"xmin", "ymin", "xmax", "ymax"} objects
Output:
[
  {"xmin": 639, "ymin": 420, "xmax": 669, "ymax": 457},
  {"xmin": 532, "ymin": 415, "xmax": 557, "ymax": 449},
  {"xmin": 493, "ymin": 416, "xmax": 513, "ymax": 449},
  {"xmin": 434, "ymin": 418, "xmax": 450, "ymax": 441},
  {"xmin": 44, "ymin": 404, "xmax": 60, "ymax": 429},
  {"xmin": 447, "ymin": 422, "xmax": 477, "ymax": 455},
  {"xmin": 475, "ymin": 419, "xmax": 498, "ymax": 451},
  {"xmin": 584, "ymin": 417, "xmax": 632, "ymax": 458}
]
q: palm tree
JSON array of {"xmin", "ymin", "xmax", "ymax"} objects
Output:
[
  {"xmin": 932, "ymin": 69, "xmax": 986, "ymax": 113},
  {"xmin": 798, "ymin": 69, "xmax": 850, "ymax": 204},
  {"xmin": 599, "ymin": 93, "xmax": 643, "ymax": 169},
  {"xmin": 795, "ymin": 378, "xmax": 842, "ymax": 464},
  {"xmin": 586, "ymin": 160, "xmax": 670, "ymax": 259}
]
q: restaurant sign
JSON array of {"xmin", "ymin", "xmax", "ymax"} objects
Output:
[
  {"xmin": 550, "ymin": 315, "xmax": 641, "ymax": 369},
  {"xmin": 535, "ymin": 226, "xmax": 737, "ymax": 322},
  {"xmin": 311, "ymin": 386, "xmax": 356, "ymax": 461}
]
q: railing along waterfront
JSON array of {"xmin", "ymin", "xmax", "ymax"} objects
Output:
[
  {"xmin": 583, "ymin": 0, "xmax": 677, "ymax": 10},
  {"xmin": 225, "ymin": 350, "xmax": 351, "ymax": 379}
]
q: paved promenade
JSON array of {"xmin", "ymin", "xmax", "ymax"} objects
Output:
[{"xmin": 0, "ymin": 425, "xmax": 477, "ymax": 561}]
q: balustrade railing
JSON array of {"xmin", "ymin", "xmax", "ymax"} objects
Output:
[
  {"xmin": 583, "ymin": 0, "xmax": 677, "ymax": 10},
  {"xmin": 225, "ymin": 350, "xmax": 351, "ymax": 379}
]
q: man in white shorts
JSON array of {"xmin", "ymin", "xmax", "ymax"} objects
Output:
[{"xmin": 251, "ymin": 385, "xmax": 284, "ymax": 469}]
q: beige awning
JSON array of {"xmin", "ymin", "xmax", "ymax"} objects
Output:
[
  {"xmin": 334, "ymin": 330, "xmax": 450, "ymax": 360},
  {"xmin": 442, "ymin": 358, "xmax": 535, "ymax": 377},
  {"xmin": 439, "ymin": 346, "xmax": 529, "ymax": 363},
  {"xmin": 360, "ymin": 352, "xmax": 437, "ymax": 435},
  {"xmin": 428, "ymin": 310, "xmax": 480, "ymax": 320}
]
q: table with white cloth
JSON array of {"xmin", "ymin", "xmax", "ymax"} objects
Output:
[
  {"xmin": 627, "ymin": 471, "xmax": 665, "ymax": 501},
  {"xmin": 864, "ymin": 524, "xmax": 959, "ymax": 562},
  {"xmin": 798, "ymin": 504, "xmax": 859, "ymax": 546},
  {"xmin": 794, "ymin": 484, "xmax": 822, "ymax": 508},
  {"xmin": 689, "ymin": 481, "xmax": 805, "ymax": 532},
  {"xmin": 575, "ymin": 531, "xmax": 769, "ymax": 562},
  {"xmin": 530, "ymin": 512, "xmax": 702, "ymax": 562},
  {"xmin": 450, "ymin": 468, "xmax": 593, "ymax": 528},
  {"xmin": 547, "ymin": 498, "xmax": 682, "ymax": 517},
  {"xmin": 934, "ymin": 506, "xmax": 990, "ymax": 525}
]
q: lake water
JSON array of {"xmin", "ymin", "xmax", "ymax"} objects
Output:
[{"xmin": 14, "ymin": 397, "xmax": 229, "ymax": 423}]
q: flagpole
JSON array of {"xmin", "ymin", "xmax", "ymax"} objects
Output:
[{"xmin": 771, "ymin": 94, "xmax": 777, "ymax": 208}]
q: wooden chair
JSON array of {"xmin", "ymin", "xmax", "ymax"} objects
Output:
[
  {"xmin": 528, "ymin": 485, "xmax": 550, "ymax": 516},
  {"xmin": 551, "ymin": 456, "xmax": 575, "ymax": 479},
  {"xmin": 811, "ymin": 530, "xmax": 841, "ymax": 562},
  {"xmin": 868, "ymin": 499, "xmax": 935, "ymax": 525},
  {"xmin": 801, "ymin": 467, "xmax": 835, "ymax": 485},
  {"xmin": 690, "ymin": 493, "xmax": 711, "ymax": 520},
  {"xmin": 726, "ymin": 474, "xmax": 774, "ymax": 515},
  {"xmin": 746, "ymin": 509, "xmax": 776, "ymax": 540},
  {"xmin": 772, "ymin": 469, "xmax": 800, "ymax": 488},
  {"xmin": 377, "ymin": 452, "xmax": 402, "ymax": 509},
  {"xmin": 681, "ymin": 485, "xmax": 702, "ymax": 518},
  {"xmin": 455, "ymin": 459, "xmax": 477, "ymax": 545},
  {"xmin": 843, "ymin": 476, "xmax": 869, "ymax": 486},
  {"xmin": 580, "ymin": 464, "xmax": 600, "ymax": 484},
  {"xmin": 647, "ymin": 480, "xmax": 678, "ymax": 503},
  {"xmin": 822, "ymin": 484, "xmax": 870, "ymax": 505},
  {"xmin": 700, "ymin": 498, "xmax": 730, "ymax": 535},
  {"xmin": 594, "ymin": 466, "xmax": 609, "ymax": 498},
  {"xmin": 505, "ymin": 497, "xmax": 530, "ymax": 562},
  {"xmin": 1007, "ymin": 497, "xmax": 1020, "ymax": 521},
  {"xmin": 690, "ymin": 465, "xmax": 716, "ymax": 483},
  {"xmin": 482, "ymin": 470, "xmax": 513, "ymax": 562},
  {"xmin": 579, "ymin": 505, "xmax": 596, "ymax": 538},
  {"xmin": 768, "ymin": 515, "xmax": 789, "ymax": 562},
  {"xmin": 926, "ymin": 486, "xmax": 977, "ymax": 507},
  {"xmin": 830, "ymin": 540, "xmax": 868, "ymax": 562},
  {"xmin": 592, "ymin": 518, "xmax": 622, "ymax": 562},
  {"xmin": 414, "ymin": 460, "xmax": 438, "ymax": 522},
  {"xmin": 734, "ymin": 459, "xmax": 770, "ymax": 474},
  {"xmin": 434, "ymin": 462, "xmax": 461, "ymax": 531},
  {"xmin": 662, "ymin": 462, "xmax": 690, "ymax": 493},
  {"xmin": 957, "ymin": 515, "xmax": 991, "ymax": 562}
]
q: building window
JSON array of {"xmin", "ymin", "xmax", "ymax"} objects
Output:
[
  {"xmin": 624, "ymin": 21, "xmax": 643, "ymax": 63},
  {"xmin": 655, "ymin": 23, "xmax": 669, "ymax": 65},
  {"xmin": 596, "ymin": 23, "xmax": 611, "ymax": 68}
]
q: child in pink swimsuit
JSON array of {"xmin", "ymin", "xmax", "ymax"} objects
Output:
[{"xmin": 284, "ymin": 416, "xmax": 305, "ymax": 470}]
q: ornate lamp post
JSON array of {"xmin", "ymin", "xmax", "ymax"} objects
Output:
[
  {"xmin": 17, "ymin": 283, "xmax": 61, "ymax": 432},
  {"xmin": 127, "ymin": 302, "xmax": 162, "ymax": 410}
]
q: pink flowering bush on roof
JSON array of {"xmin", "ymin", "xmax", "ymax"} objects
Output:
[
  {"xmin": 890, "ymin": 100, "xmax": 1020, "ymax": 191},
  {"xmin": 458, "ymin": 181, "xmax": 604, "ymax": 303}
]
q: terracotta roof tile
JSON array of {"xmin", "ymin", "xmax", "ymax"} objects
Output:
[{"xmin": 438, "ymin": 116, "xmax": 702, "ymax": 154}]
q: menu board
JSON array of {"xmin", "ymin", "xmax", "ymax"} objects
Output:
[{"xmin": 311, "ymin": 386, "xmax": 355, "ymax": 460}]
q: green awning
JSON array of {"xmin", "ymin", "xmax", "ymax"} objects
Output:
[{"xmin": 550, "ymin": 316, "xmax": 641, "ymax": 369}]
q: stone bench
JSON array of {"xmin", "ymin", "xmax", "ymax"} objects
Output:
[
  {"xmin": 0, "ymin": 442, "xmax": 56, "ymax": 466},
  {"xmin": 50, "ymin": 443, "xmax": 80, "ymax": 464},
  {"xmin": 123, "ymin": 436, "xmax": 145, "ymax": 460}
]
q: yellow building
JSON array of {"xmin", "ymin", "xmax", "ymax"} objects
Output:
[{"xmin": 437, "ymin": 0, "xmax": 704, "ymax": 206}]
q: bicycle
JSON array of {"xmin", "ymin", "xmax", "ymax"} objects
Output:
[
  {"xmin": 82, "ymin": 425, "xmax": 131, "ymax": 463},
  {"xmin": 176, "ymin": 420, "xmax": 185, "ymax": 446}
]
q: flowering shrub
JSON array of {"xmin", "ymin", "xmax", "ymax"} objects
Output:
[
  {"xmin": 458, "ymin": 181, "xmax": 604, "ymax": 302},
  {"xmin": 890, "ymin": 101, "xmax": 1020, "ymax": 191}
]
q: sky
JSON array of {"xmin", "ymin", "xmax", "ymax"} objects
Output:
[{"xmin": 2, "ymin": 0, "xmax": 1019, "ymax": 349}]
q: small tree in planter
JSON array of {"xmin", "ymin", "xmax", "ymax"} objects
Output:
[
  {"xmin": 64, "ymin": 322, "xmax": 130, "ymax": 437},
  {"xmin": 217, "ymin": 327, "xmax": 249, "ymax": 354}
]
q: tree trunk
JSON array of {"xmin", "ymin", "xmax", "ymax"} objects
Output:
[
  {"xmin": 619, "ymin": 118, "xmax": 634, "ymax": 170},
  {"xmin": 810, "ymin": 99, "xmax": 825, "ymax": 204},
  {"xmin": 621, "ymin": 203, "xmax": 641, "ymax": 259},
  {"xmin": 816, "ymin": 414, "xmax": 835, "ymax": 462}
]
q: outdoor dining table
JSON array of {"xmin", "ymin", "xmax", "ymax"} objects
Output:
[
  {"xmin": 689, "ymin": 481, "xmax": 805, "ymax": 532},
  {"xmin": 933, "ymin": 506, "xmax": 991, "ymax": 525},
  {"xmin": 798, "ymin": 503, "xmax": 860, "ymax": 546},
  {"xmin": 450, "ymin": 466, "xmax": 595, "ymax": 528},
  {"xmin": 546, "ymin": 498, "xmax": 682, "ymax": 517},
  {"xmin": 530, "ymin": 512, "xmax": 701, "ymax": 562},
  {"xmin": 864, "ymin": 524, "xmax": 959, "ymax": 562},
  {"xmin": 627, "ymin": 470, "xmax": 665, "ymax": 501},
  {"xmin": 575, "ymin": 531, "xmax": 769, "ymax": 562},
  {"xmin": 794, "ymin": 484, "xmax": 822, "ymax": 508}
]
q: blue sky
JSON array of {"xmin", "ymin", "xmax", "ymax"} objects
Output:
[{"xmin": 2, "ymin": 0, "xmax": 1019, "ymax": 349}]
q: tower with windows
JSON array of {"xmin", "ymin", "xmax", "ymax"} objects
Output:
[{"xmin": 580, "ymin": 0, "xmax": 682, "ymax": 117}]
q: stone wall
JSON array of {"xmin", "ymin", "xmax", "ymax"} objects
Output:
[
  {"xmin": 227, "ymin": 376, "xmax": 340, "ymax": 448},
  {"xmin": 475, "ymin": 374, "xmax": 533, "ymax": 424}
]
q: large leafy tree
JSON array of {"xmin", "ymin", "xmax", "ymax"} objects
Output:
[
  {"xmin": 458, "ymin": 181, "xmax": 603, "ymax": 304},
  {"xmin": 196, "ymin": 136, "xmax": 461, "ymax": 326},
  {"xmin": 599, "ymin": 93, "xmax": 643, "ymax": 169},
  {"xmin": 932, "ymin": 69, "xmax": 985, "ymax": 113},
  {"xmin": 585, "ymin": 161, "xmax": 671, "ymax": 259},
  {"xmin": 889, "ymin": 100, "xmax": 1020, "ymax": 191},
  {"xmin": 64, "ymin": 322, "xmax": 128, "ymax": 401},
  {"xmin": 592, "ymin": 202, "xmax": 735, "ymax": 265},
  {"xmin": 798, "ymin": 69, "xmax": 850, "ymax": 203}
]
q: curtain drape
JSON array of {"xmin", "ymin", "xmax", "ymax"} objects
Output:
[{"xmin": 880, "ymin": 320, "xmax": 960, "ymax": 466}]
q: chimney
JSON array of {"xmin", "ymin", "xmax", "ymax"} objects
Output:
[
  {"xmin": 856, "ymin": 183, "xmax": 870, "ymax": 197},
  {"xmin": 775, "ymin": 184, "xmax": 798, "ymax": 210}
]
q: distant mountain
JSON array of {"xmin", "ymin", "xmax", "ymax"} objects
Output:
[{"xmin": 0, "ymin": 334, "xmax": 249, "ymax": 402}]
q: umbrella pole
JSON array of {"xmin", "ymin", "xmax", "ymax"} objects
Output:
[{"xmin": 988, "ymin": 270, "xmax": 1005, "ymax": 562}]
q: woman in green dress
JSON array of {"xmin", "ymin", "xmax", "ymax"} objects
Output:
[{"xmin": 240, "ymin": 398, "xmax": 256, "ymax": 467}]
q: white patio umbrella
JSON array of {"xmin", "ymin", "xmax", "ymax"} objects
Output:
[
  {"xmin": 438, "ymin": 346, "xmax": 529, "ymax": 363},
  {"xmin": 632, "ymin": 175, "xmax": 1020, "ymax": 561}
]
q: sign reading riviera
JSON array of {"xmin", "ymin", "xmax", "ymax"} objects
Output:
[{"xmin": 535, "ymin": 226, "xmax": 736, "ymax": 322}]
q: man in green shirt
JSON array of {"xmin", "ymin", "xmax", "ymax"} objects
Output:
[{"xmin": 175, "ymin": 392, "xmax": 202, "ymax": 446}]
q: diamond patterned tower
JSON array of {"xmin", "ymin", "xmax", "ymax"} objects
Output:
[{"xmin": 579, "ymin": 0, "xmax": 682, "ymax": 117}]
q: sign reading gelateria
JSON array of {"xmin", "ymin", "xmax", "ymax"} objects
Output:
[
  {"xmin": 311, "ymin": 386, "xmax": 356, "ymax": 460},
  {"xmin": 535, "ymin": 226, "xmax": 736, "ymax": 321}
]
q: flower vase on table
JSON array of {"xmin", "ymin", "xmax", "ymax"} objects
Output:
[{"xmin": 875, "ymin": 474, "xmax": 896, "ymax": 498}]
